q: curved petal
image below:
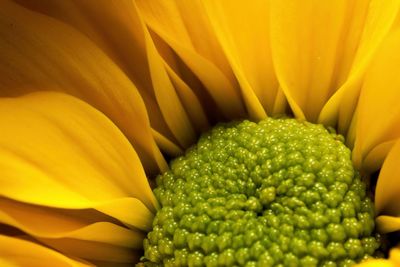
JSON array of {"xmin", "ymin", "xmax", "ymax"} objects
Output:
[
  {"xmin": 355, "ymin": 247, "xmax": 400, "ymax": 267},
  {"xmin": 142, "ymin": 22, "xmax": 196, "ymax": 148},
  {"xmin": 38, "ymin": 238, "xmax": 141, "ymax": 264},
  {"xmin": 0, "ymin": 0, "xmax": 167, "ymax": 173},
  {"xmin": 93, "ymin": 198, "xmax": 152, "ymax": 231},
  {"xmin": 203, "ymin": 0, "xmax": 281, "ymax": 119},
  {"xmin": 0, "ymin": 235, "xmax": 92, "ymax": 267},
  {"xmin": 14, "ymin": 0, "xmax": 187, "ymax": 154},
  {"xmin": 319, "ymin": 0, "xmax": 400, "ymax": 132},
  {"xmin": 376, "ymin": 215, "xmax": 400, "ymax": 234},
  {"xmin": 270, "ymin": 0, "xmax": 371, "ymax": 122},
  {"xmin": 389, "ymin": 248, "xmax": 400, "ymax": 265},
  {"xmin": 0, "ymin": 179, "xmax": 147, "ymax": 265},
  {"xmin": 166, "ymin": 67, "xmax": 209, "ymax": 132},
  {"xmin": 272, "ymin": 89, "xmax": 289, "ymax": 116},
  {"xmin": 375, "ymin": 140, "xmax": 400, "ymax": 216},
  {"xmin": 363, "ymin": 141, "xmax": 396, "ymax": 173},
  {"xmin": 354, "ymin": 259, "xmax": 396, "ymax": 267},
  {"xmin": 0, "ymin": 92, "xmax": 156, "ymax": 228},
  {"xmin": 0, "ymin": 197, "xmax": 145, "ymax": 246},
  {"xmin": 352, "ymin": 28, "xmax": 400, "ymax": 169},
  {"xmin": 152, "ymin": 129, "xmax": 183, "ymax": 157},
  {"xmin": 136, "ymin": 0, "xmax": 246, "ymax": 119},
  {"xmin": 85, "ymin": 261, "xmax": 132, "ymax": 267},
  {"xmin": 14, "ymin": 0, "xmax": 153, "ymax": 95}
]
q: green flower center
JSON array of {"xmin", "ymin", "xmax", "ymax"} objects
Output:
[{"xmin": 141, "ymin": 118, "xmax": 380, "ymax": 267}]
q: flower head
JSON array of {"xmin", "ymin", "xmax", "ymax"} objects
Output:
[{"xmin": 1, "ymin": 0, "xmax": 400, "ymax": 266}]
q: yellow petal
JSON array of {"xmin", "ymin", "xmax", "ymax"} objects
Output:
[
  {"xmin": 142, "ymin": 22, "xmax": 196, "ymax": 148},
  {"xmin": 319, "ymin": 0, "xmax": 400, "ymax": 132},
  {"xmin": 354, "ymin": 259, "xmax": 396, "ymax": 267},
  {"xmin": 136, "ymin": 0, "xmax": 246, "ymax": 119},
  {"xmin": 164, "ymin": 63, "xmax": 210, "ymax": 133},
  {"xmin": 144, "ymin": 36, "xmax": 210, "ymax": 135},
  {"xmin": 38, "ymin": 238, "xmax": 140, "ymax": 264},
  {"xmin": 0, "ymin": 198, "xmax": 144, "ymax": 247},
  {"xmin": 389, "ymin": 247, "xmax": 400, "ymax": 265},
  {"xmin": 0, "ymin": 92, "xmax": 155, "ymax": 229},
  {"xmin": 0, "ymin": 197, "xmax": 146, "ymax": 265},
  {"xmin": 152, "ymin": 129, "xmax": 184, "ymax": 157},
  {"xmin": 203, "ymin": 0, "xmax": 281, "ymax": 119},
  {"xmin": 86, "ymin": 262, "xmax": 132, "ymax": 267},
  {"xmin": 0, "ymin": 0, "xmax": 167, "ymax": 173},
  {"xmin": 272, "ymin": 89, "xmax": 289, "ymax": 116},
  {"xmin": 355, "ymin": 247, "xmax": 400, "ymax": 266},
  {"xmin": 376, "ymin": 215, "xmax": 400, "ymax": 233},
  {"xmin": 271, "ymin": 0, "xmax": 365, "ymax": 122},
  {"xmin": 353, "ymin": 28, "xmax": 400, "ymax": 169},
  {"xmin": 0, "ymin": 235, "xmax": 92, "ymax": 267},
  {"xmin": 0, "ymin": 259, "xmax": 14, "ymax": 267},
  {"xmin": 93, "ymin": 198, "xmax": 153, "ymax": 231},
  {"xmin": 375, "ymin": 140, "xmax": 400, "ymax": 215},
  {"xmin": 363, "ymin": 140, "xmax": 396, "ymax": 173},
  {"xmin": 15, "ymin": 0, "xmax": 187, "ymax": 155},
  {"xmin": 15, "ymin": 0, "xmax": 154, "ymax": 96},
  {"xmin": 345, "ymin": 105, "xmax": 358, "ymax": 149},
  {"xmin": 63, "ymin": 223, "xmax": 143, "ymax": 248}
]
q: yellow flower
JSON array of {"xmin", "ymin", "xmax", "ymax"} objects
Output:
[{"xmin": 1, "ymin": 0, "xmax": 400, "ymax": 266}]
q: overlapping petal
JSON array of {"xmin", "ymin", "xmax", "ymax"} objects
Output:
[
  {"xmin": 14, "ymin": 0, "xmax": 154, "ymax": 95},
  {"xmin": 0, "ymin": 91, "xmax": 156, "ymax": 215},
  {"xmin": 202, "ymin": 0, "xmax": 279, "ymax": 119},
  {"xmin": 374, "ymin": 141, "xmax": 400, "ymax": 264},
  {"xmin": 136, "ymin": 0, "xmax": 247, "ymax": 119},
  {"xmin": 355, "ymin": 247, "xmax": 400, "ymax": 267},
  {"xmin": 270, "ymin": 0, "xmax": 400, "ymax": 126},
  {"xmin": 0, "ymin": 0, "xmax": 400, "ymax": 266},
  {"xmin": 0, "ymin": 0, "xmax": 167, "ymax": 173},
  {"xmin": 0, "ymin": 198, "xmax": 143, "ymax": 244},
  {"xmin": 319, "ymin": 0, "xmax": 400, "ymax": 131},
  {"xmin": 375, "ymin": 141, "xmax": 400, "ymax": 217},
  {"xmin": 0, "ymin": 92, "xmax": 156, "ymax": 264},
  {"xmin": 141, "ymin": 22, "xmax": 197, "ymax": 148},
  {"xmin": 353, "ymin": 28, "xmax": 400, "ymax": 171},
  {"xmin": 0, "ymin": 198, "xmax": 144, "ymax": 264},
  {"xmin": 13, "ymin": 0, "xmax": 208, "ymax": 153},
  {"xmin": 0, "ymin": 235, "xmax": 92, "ymax": 267},
  {"xmin": 270, "ymin": 0, "xmax": 352, "ymax": 121}
]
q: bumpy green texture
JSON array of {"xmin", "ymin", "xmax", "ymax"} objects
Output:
[{"xmin": 142, "ymin": 118, "xmax": 379, "ymax": 267}]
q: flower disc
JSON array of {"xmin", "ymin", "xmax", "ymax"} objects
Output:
[{"xmin": 142, "ymin": 118, "xmax": 380, "ymax": 267}]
